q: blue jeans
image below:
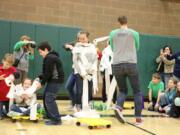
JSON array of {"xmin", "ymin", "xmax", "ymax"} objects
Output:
[
  {"xmin": 112, "ymin": 63, "xmax": 142, "ymax": 117},
  {"xmin": 65, "ymin": 73, "xmax": 77, "ymax": 106},
  {"xmin": 159, "ymin": 94, "xmax": 170, "ymax": 107},
  {"xmin": 43, "ymin": 82, "xmax": 61, "ymax": 122},
  {"xmin": 10, "ymin": 104, "xmax": 41, "ymax": 115}
]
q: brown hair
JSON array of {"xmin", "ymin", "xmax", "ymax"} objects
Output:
[
  {"xmin": 20, "ymin": 35, "xmax": 31, "ymax": 41},
  {"xmin": 118, "ymin": 16, "xmax": 128, "ymax": 25},
  {"xmin": 2, "ymin": 53, "xmax": 15, "ymax": 65},
  {"xmin": 77, "ymin": 30, "xmax": 90, "ymax": 40},
  {"xmin": 176, "ymin": 81, "xmax": 180, "ymax": 97},
  {"xmin": 152, "ymin": 73, "xmax": 161, "ymax": 80}
]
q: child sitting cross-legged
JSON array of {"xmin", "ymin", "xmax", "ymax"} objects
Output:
[
  {"xmin": 158, "ymin": 77, "xmax": 177, "ymax": 113},
  {"xmin": 168, "ymin": 81, "xmax": 180, "ymax": 118},
  {"xmin": 8, "ymin": 78, "xmax": 41, "ymax": 118},
  {"xmin": 147, "ymin": 73, "xmax": 164, "ymax": 111}
]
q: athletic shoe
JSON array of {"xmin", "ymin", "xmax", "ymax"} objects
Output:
[
  {"xmin": 114, "ymin": 108, "xmax": 126, "ymax": 123},
  {"xmin": 45, "ymin": 120, "xmax": 62, "ymax": 125},
  {"xmin": 135, "ymin": 118, "xmax": 143, "ymax": 125},
  {"xmin": 7, "ymin": 111, "xmax": 23, "ymax": 117}
]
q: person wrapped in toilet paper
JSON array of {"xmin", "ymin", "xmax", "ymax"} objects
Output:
[
  {"xmin": 99, "ymin": 43, "xmax": 117, "ymax": 105},
  {"xmin": 7, "ymin": 78, "xmax": 41, "ymax": 120},
  {"xmin": 72, "ymin": 33, "xmax": 98, "ymax": 111}
]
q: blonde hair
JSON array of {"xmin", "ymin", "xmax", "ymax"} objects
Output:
[
  {"xmin": 20, "ymin": 35, "xmax": 31, "ymax": 41},
  {"xmin": 169, "ymin": 77, "xmax": 177, "ymax": 85},
  {"xmin": 2, "ymin": 53, "xmax": 15, "ymax": 65}
]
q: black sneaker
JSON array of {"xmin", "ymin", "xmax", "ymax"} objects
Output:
[
  {"xmin": 114, "ymin": 108, "xmax": 126, "ymax": 124},
  {"xmin": 45, "ymin": 120, "xmax": 62, "ymax": 126}
]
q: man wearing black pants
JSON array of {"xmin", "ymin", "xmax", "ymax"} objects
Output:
[
  {"xmin": 37, "ymin": 41, "xmax": 64, "ymax": 125},
  {"xmin": 109, "ymin": 16, "xmax": 143, "ymax": 125}
]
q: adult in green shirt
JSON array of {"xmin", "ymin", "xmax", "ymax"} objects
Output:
[{"xmin": 109, "ymin": 16, "xmax": 142, "ymax": 125}]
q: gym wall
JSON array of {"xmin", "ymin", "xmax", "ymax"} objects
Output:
[{"xmin": 0, "ymin": 0, "xmax": 180, "ymax": 40}]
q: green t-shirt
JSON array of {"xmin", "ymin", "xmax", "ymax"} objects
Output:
[{"xmin": 148, "ymin": 81, "xmax": 164, "ymax": 98}]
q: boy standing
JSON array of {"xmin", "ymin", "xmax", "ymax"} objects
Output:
[{"xmin": 37, "ymin": 42, "xmax": 64, "ymax": 125}]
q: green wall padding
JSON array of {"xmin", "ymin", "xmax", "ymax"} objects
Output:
[{"xmin": 0, "ymin": 20, "xmax": 11, "ymax": 59}]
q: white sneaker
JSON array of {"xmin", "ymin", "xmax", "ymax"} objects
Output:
[
  {"xmin": 7, "ymin": 111, "xmax": 23, "ymax": 117},
  {"xmin": 61, "ymin": 115, "xmax": 76, "ymax": 121}
]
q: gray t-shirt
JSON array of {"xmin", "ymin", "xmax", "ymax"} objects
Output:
[
  {"xmin": 14, "ymin": 48, "xmax": 29, "ymax": 72},
  {"xmin": 109, "ymin": 28, "xmax": 140, "ymax": 64}
]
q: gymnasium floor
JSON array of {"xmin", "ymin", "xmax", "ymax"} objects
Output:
[{"xmin": 0, "ymin": 100, "xmax": 179, "ymax": 135}]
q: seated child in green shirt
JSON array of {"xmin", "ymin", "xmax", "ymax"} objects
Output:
[{"xmin": 148, "ymin": 73, "xmax": 164, "ymax": 111}]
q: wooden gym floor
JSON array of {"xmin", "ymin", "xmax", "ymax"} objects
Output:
[{"xmin": 0, "ymin": 100, "xmax": 179, "ymax": 135}]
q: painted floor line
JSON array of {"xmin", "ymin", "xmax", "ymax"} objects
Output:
[
  {"xmin": 127, "ymin": 122, "xmax": 156, "ymax": 135},
  {"xmin": 16, "ymin": 122, "xmax": 26, "ymax": 135}
]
